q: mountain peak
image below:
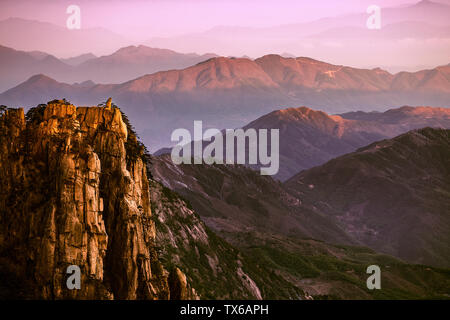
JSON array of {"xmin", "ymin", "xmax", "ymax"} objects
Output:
[
  {"xmin": 272, "ymin": 106, "xmax": 334, "ymax": 122},
  {"xmin": 412, "ymin": 0, "xmax": 447, "ymax": 8},
  {"xmin": 417, "ymin": 0, "xmax": 432, "ymax": 5},
  {"xmin": 384, "ymin": 105, "xmax": 450, "ymax": 118},
  {"xmin": 61, "ymin": 53, "xmax": 97, "ymax": 66},
  {"xmin": 26, "ymin": 74, "xmax": 57, "ymax": 83},
  {"xmin": 113, "ymin": 45, "xmax": 177, "ymax": 57}
]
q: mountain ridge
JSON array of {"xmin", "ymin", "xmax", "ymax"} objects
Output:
[
  {"xmin": 285, "ymin": 127, "xmax": 450, "ymax": 267},
  {"xmin": 157, "ymin": 105, "xmax": 450, "ymax": 181},
  {"xmin": 147, "ymin": 1, "xmax": 450, "ymax": 69},
  {"xmin": 0, "ymin": 44, "xmax": 219, "ymax": 92},
  {"xmin": 1, "ymin": 54, "xmax": 449, "ymax": 151}
]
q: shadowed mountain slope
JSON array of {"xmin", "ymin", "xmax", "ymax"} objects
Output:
[{"xmin": 286, "ymin": 128, "xmax": 450, "ymax": 267}]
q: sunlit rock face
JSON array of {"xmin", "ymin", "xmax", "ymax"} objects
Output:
[{"xmin": 0, "ymin": 101, "xmax": 186, "ymax": 299}]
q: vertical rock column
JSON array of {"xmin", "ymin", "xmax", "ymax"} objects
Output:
[
  {"xmin": 0, "ymin": 103, "xmax": 170, "ymax": 299},
  {"xmin": 77, "ymin": 106, "xmax": 169, "ymax": 299},
  {"xmin": 31, "ymin": 104, "xmax": 111, "ymax": 299}
]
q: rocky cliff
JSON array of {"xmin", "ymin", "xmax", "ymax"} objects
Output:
[
  {"xmin": 149, "ymin": 178, "xmax": 303, "ymax": 299},
  {"xmin": 0, "ymin": 101, "xmax": 189, "ymax": 299}
]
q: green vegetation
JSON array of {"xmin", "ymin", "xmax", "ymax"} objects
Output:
[
  {"xmin": 25, "ymin": 104, "xmax": 47, "ymax": 123},
  {"xmin": 229, "ymin": 232, "xmax": 450, "ymax": 300},
  {"xmin": 119, "ymin": 110, "xmax": 151, "ymax": 169},
  {"xmin": 0, "ymin": 105, "xmax": 8, "ymax": 116},
  {"xmin": 47, "ymin": 98, "xmax": 71, "ymax": 105}
]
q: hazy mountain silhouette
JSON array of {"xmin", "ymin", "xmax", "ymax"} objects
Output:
[
  {"xmin": 147, "ymin": 1, "xmax": 450, "ymax": 71},
  {"xmin": 0, "ymin": 44, "xmax": 218, "ymax": 91},
  {"xmin": 61, "ymin": 53, "xmax": 97, "ymax": 66},
  {"xmin": 72, "ymin": 45, "xmax": 218, "ymax": 84},
  {"xmin": 0, "ymin": 45, "xmax": 71, "ymax": 92},
  {"xmin": 1, "ymin": 55, "xmax": 449, "ymax": 151},
  {"xmin": 0, "ymin": 18, "xmax": 129, "ymax": 58}
]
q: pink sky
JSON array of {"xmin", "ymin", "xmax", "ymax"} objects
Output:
[
  {"xmin": 1, "ymin": 0, "xmax": 449, "ymax": 70},
  {"xmin": 1, "ymin": 0, "xmax": 448, "ymax": 38}
]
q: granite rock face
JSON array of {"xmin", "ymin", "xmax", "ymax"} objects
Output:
[{"xmin": 0, "ymin": 102, "xmax": 186, "ymax": 299}]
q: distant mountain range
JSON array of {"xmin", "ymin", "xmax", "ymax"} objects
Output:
[
  {"xmin": 1, "ymin": 54, "xmax": 448, "ymax": 151},
  {"xmin": 69, "ymin": 46, "xmax": 217, "ymax": 84},
  {"xmin": 61, "ymin": 53, "xmax": 97, "ymax": 66},
  {"xmin": 147, "ymin": 0, "xmax": 450, "ymax": 70},
  {"xmin": 0, "ymin": 44, "xmax": 217, "ymax": 92},
  {"xmin": 0, "ymin": 17, "xmax": 129, "ymax": 58},
  {"xmin": 1, "ymin": 1, "xmax": 449, "ymax": 72},
  {"xmin": 0, "ymin": 45, "xmax": 70, "ymax": 93}
]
